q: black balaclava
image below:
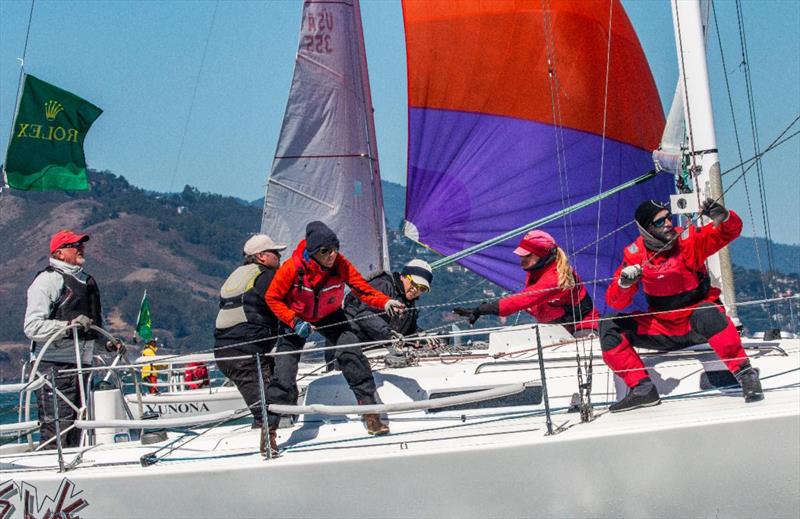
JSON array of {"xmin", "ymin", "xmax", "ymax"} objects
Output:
[{"xmin": 634, "ymin": 200, "xmax": 676, "ymax": 251}]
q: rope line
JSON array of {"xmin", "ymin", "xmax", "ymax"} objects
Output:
[
  {"xmin": 167, "ymin": 0, "xmax": 219, "ymax": 193},
  {"xmin": 55, "ymin": 294, "xmax": 800, "ymax": 374},
  {"xmin": 711, "ymin": 2, "xmax": 772, "ymax": 313},
  {"xmin": 735, "ymin": 0, "xmax": 775, "ymax": 277}
]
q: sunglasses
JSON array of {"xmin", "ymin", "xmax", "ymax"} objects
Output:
[
  {"xmin": 405, "ymin": 275, "xmax": 429, "ymax": 293},
  {"xmin": 651, "ymin": 214, "xmax": 672, "ymax": 228},
  {"xmin": 61, "ymin": 242, "xmax": 85, "ymax": 249},
  {"xmin": 318, "ymin": 246, "xmax": 338, "ymax": 256}
]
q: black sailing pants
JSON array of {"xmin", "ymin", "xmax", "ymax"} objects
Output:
[
  {"xmin": 216, "ymin": 348, "xmax": 275, "ymax": 426},
  {"xmin": 36, "ymin": 361, "xmax": 88, "ymax": 449},
  {"xmin": 266, "ymin": 309, "xmax": 377, "ymax": 428}
]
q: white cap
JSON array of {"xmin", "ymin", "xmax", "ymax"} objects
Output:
[
  {"xmin": 243, "ymin": 234, "xmax": 287, "ymax": 256},
  {"xmin": 401, "ymin": 259, "xmax": 433, "ymax": 290}
]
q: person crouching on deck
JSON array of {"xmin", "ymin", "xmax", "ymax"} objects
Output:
[
  {"xmin": 453, "ymin": 230, "xmax": 599, "ymax": 337},
  {"xmin": 265, "ymin": 221, "xmax": 406, "ymax": 438},
  {"xmin": 345, "ymin": 259, "xmax": 438, "ymax": 367},
  {"xmin": 600, "ymin": 199, "xmax": 763, "ymax": 413}
]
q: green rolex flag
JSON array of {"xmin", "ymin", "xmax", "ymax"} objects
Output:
[
  {"xmin": 135, "ymin": 291, "xmax": 153, "ymax": 342},
  {"xmin": 4, "ymin": 74, "xmax": 102, "ymax": 191}
]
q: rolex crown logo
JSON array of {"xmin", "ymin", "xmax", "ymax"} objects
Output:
[{"xmin": 44, "ymin": 100, "xmax": 64, "ymax": 121}]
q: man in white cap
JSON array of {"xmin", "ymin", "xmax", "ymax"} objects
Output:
[
  {"xmin": 344, "ymin": 259, "xmax": 437, "ymax": 360},
  {"xmin": 214, "ymin": 233, "xmax": 286, "ymax": 454}
]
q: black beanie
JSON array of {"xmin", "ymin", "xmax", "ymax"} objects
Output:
[
  {"xmin": 305, "ymin": 221, "xmax": 339, "ymax": 255},
  {"xmin": 634, "ymin": 200, "xmax": 668, "ymax": 228}
]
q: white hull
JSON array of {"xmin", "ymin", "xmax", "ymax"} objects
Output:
[{"xmin": 2, "ymin": 328, "xmax": 798, "ymax": 518}]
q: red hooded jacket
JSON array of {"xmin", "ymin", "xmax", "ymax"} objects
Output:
[
  {"xmin": 266, "ymin": 240, "xmax": 390, "ymax": 326},
  {"xmin": 498, "ymin": 260, "xmax": 599, "ymax": 331},
  {"xmin": 606, "ymin": 210, "xmax": 742, "ymax": 325}
]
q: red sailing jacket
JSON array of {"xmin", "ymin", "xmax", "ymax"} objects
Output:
[
  {"xmin": 266, "ymin": 240, "xmax": 390, "ymax": 326},
  {"xmin": 606, "ymin": 210, "xmax": 743, "ymax": 326},
  {"xmin": 184, "ymin": 362, "xmax": 209, "ymax": 390},
  {"xmin": 498, "ymin": 261, "xmax": 599, "ymax": 331}
]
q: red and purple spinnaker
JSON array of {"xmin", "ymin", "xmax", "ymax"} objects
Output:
[{"xmin": 403, "ymin": 0, "xmax": 673, "ymax": 309}]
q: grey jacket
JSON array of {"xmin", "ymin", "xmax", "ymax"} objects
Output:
[{"xmin": 24, "ymin": 258, "xmax": 96, "ymax": 365}]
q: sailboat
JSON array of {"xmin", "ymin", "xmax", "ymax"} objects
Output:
[{"xmin": 0, "ymin": 1, "xmax": 797, "ymax": 518}]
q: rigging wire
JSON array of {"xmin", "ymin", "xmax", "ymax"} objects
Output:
[
  {"xmin": 1, "ymin": 0, "xmax": 36, "ymax": 192},
  {"xmin": 56, "ymin": 293, "xmax": 800, "ymax": 373},
  {"xmin": 591, "ymin": 0, "xmax": 615, "ymax": 308},
  {"xmin": 167, "ymin": 0, "xmax": 219, "ymax": 193},
  {"xmin": 711, "ymin": 1, "xmax": 771, "ymax": 309},
  {"xmin": 539, "ymin": 0, "xmax": 581, "ymax": 340},
  {"xmin": 735, "ymin": 0, "xmax": 776, "ymax": 277},
  {"xmin": 539, "ymin": 0, "xmax": 571, "ymax": 251}
]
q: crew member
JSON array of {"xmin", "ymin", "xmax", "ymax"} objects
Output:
[
  {"xmin": 600, "ymin": 199, "xmax": 763, "ymax": 412},
  {"xmin": 214, "ymin": 234, "xmax": 286, "ymax": 454},
  {"xmin": 265, "ymin": 221, "xmax": 405, "ymax": 440},
  {"xmin": 454, "ymin": 230, "xmax": 599, "ymax": 337},
  {"xmin": 344, "ymin": 259, "xmax": 437, "ymax": 365},
  {"xmin": 24, "ymin": 229, "xmax": 123, "ymax": 449},
  {"xmin": 141, "ymin": 339, "xmax": 165, "ymax": 395},
  {"xmin": 184, "ymin": 362, "xmax": 210, "ymax": 389}
]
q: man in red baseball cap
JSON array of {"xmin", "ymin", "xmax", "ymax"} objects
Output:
[
  {"xmin": 49, "ymin": 230, "xmax": 90, "ymax": 255},
  {"xmin": 24, "ymin": 229, "xmax": 120, "ymax": 449},
  {"xmin": 454, "ymin": 229, "xmax": 598, "ymax": 337}
]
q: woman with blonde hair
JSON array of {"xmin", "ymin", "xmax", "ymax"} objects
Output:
[{"xmin": 454, "ymin": 230, "xmax": 599, "ymax": 337}]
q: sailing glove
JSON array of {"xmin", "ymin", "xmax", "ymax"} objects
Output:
[
  {"xmin": 618, "ymin": 264, "xmax": 643, "ymax": 288},
  {"xmin": 385, "ymin": 299, "xmax": 406, "ymax": 317},
  {"xmin": 700, "ymin": 198, "xmax": 729, "ymax": 227},
  {"xmin": 70, "ymin": 314, "xmax": 94, "ymax": 331},
  {"xmin": 453, "ymin": 301, "xmax": 500, "ymax": 325},
  {"xmin": 293, "ymin": 319, "xmax": 312, "ymax": 339}
]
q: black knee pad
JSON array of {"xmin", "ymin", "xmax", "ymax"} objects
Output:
[{"xmin": 690, "ymin": 303, "xmax": 728, "ymax": 338}]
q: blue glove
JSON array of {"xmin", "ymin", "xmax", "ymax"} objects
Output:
[{"xmin": 294, "ymin": 319, "xmax": 311, "ymax": 339}]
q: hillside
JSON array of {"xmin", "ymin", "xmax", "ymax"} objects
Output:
[
  {"xmin": 0, "ymin": 171, "xmax": 797, "ymax": 379},
  {"xmin": 0, "ymin": 171, "xmax": 262, "ymax": 354},
  {"xmin": 729, "ymin": 237, "xmax": 799, "ymax": 275}
]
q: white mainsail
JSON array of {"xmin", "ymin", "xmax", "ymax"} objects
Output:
[{"xmin": 261, "ymin": 0, "xmax": 389, "ymax": 273}]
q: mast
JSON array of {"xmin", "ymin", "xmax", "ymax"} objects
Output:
[{"xmin": 671, "ymin": 0, "xmax": 738, "ymax": 320}]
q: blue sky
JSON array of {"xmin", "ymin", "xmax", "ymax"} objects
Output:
[{"xmin": 1, "ymin": 0, "xmax": 798, "ymax": 244}]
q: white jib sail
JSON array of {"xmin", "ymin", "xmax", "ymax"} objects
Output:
[{"xmin": 261, "ymin": 0, "xmax": 389, "ymax": 274}]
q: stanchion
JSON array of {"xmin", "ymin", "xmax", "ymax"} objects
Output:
[
  {"xmin": 50, "ymin": 368, "xmax": 66, "ymax": 472},
  {"xmin": 534, "ymin": 326, "xmax": 554, "ymax": 436},
  {"xmin": 255, "ymin": 354, "xmax": 272, "ymax": 460}
]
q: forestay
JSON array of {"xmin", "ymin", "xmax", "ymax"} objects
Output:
[
  {"xmin": 402, "ymin": 0, "xmax": 674, "ymax": 309},
  {"xmin": 261, "ymin": 0, "xmax": 389, "ymax": 273}
]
